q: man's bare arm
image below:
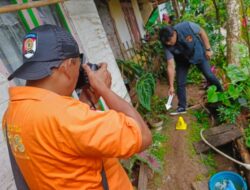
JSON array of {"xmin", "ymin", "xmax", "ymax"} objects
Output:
[
  {"xmin": 199, "ymin": 28, "xmax": 213, "ymax": 59},
  {"xmin": 83, "ymin": 63, "xmax": 152, "ymax": 152},
  {"xmin": 167, "ymin": 58, "xmax": 175, "ymax": 95}
]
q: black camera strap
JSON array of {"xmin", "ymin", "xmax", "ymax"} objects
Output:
[
  {"xmin": 90, "ymin": 101, "xmax": 109, "ymax": 190},
  {"xmin": 101, "ymin": 165, "xmax": 109, "ymax": 190}
]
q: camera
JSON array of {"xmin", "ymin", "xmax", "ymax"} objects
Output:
[{"xmin": 75, "ymin": 62, "xmax": 100, "ymax": 90}]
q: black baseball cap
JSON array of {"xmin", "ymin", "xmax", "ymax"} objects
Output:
[
  {"xmin": 8, "ymin": 24, "xmax": 80, "ymax": 80},
  {"xmin": 159, "ymin": 26, "xmax": 175, "ymax": 44}
]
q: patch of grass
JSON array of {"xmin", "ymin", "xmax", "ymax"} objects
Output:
[
  {"xmin": 188, "ymin": 109, "xmax": 210, "ymax": 156},
  {"xmin": 188, "ymin": 122, "xmax": 210, "ymax": 156},
  {"xmin": 200, "ymin": 151, "xmax": 217, "ymax": 177},
  {"xmin": 195, "ymin": 173, "xmax": 206, "ymax": 181},
  {"xmin": 147, "ymin": 130, "xmax": 169, "ymax": 189},
  {"xmin": 149, "ymin": 131, "xmax": 168, "ymax": 163},
  {"xmin": 187, "ymin": 110, "xmax": 217, "ymax": 177},
  {"xmin": 193, "ymin": 110, "xmax": 210, "ymax": 124}
]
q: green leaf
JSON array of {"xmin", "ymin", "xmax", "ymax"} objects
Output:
[
  {"xmin": 225, "ymin": 65, "xmax": 248, "ymax": 84},
  {"xmin": 207, "ymin": 85, "xmax": 218, "ymax": 103},
  {"xmin": 246, "ymin": 138, "xmax": 250, "ymax": 148},
  {"xmin": 228, "ymin": 84, "xmax": 242, "ymax": 100},
  {"xmin": 245, "ymin": 127, "xmax": 250, "ymax": 138},
  {"xmin": 243, "ymin": 85, "xmax": 250, "ymax": 100},
  {"xmin": 217, "ymin": 92, "xmax": 224, "ymax": 102},
  {"xmin": 136, "ymin": 73, "xmax": 156, "ymax": 111},
  {"xmin": 218, "ymin": 93, "xmax": 231, "ymax": 106}
]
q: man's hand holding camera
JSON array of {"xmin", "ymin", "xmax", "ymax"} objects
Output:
[
  {"xmin": 79, "ymin": 63, "xmax": 111, "ymax": 106},
  {"xmin": 83, "ymin": 63, "xmax": 111, "ymax": 91}
]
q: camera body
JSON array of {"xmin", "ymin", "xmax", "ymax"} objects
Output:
[{"xmin": 75, "ymin": 63, "xmax": 100, "ymax": 89}]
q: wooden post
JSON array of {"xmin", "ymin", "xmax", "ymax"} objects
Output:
[
  {"xmin": 0, "ymin": 0, "xmax": 68, "ymax": 14},
  {"xmin": 138, "ymin": 163, "xmax": 148, "ymax": 190},
  {"xmin": 236, "ymin": 138, "xmax": 250, "ymax": 186}
]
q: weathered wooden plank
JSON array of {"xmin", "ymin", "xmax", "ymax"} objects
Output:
[
  {"xmin": 193, "ymin": 126, "xmax": 242, "ymax": 154},
  {"xmin": 192, "ymin": 180, "xmax": 209, "ymax": 190},
  {"xmin": 203, "ymin": 124, "xmax": 236, "ymax": 136},
  {"xmin": 138, "ymin": 163, "xmax": 148, "ymax": 190}
]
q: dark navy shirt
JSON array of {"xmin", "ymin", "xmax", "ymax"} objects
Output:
[{"xmin": 164, "ymin": 22, "xmax": 200, "ymax": 61}]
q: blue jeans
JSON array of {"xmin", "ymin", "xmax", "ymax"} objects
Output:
[{"xmin": 176, "ymin": 58, "xmax": 223, "ymax": 108}]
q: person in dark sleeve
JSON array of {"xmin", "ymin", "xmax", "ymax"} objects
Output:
[{"xmin": 159, "ymin": 21, "xmax": 223, "ymax": 115}]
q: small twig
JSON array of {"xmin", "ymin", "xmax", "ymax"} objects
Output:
[{"xmin": 200, "ymin": 103, "xmax": 211, "ymax": 115}]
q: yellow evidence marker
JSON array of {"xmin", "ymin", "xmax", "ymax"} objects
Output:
[{"xmin": 176, "ymin": 116, "xmax": 187, "ymax": 130}]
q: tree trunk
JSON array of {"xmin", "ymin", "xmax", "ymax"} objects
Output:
[
  {"xmin": 226, "ymin": 0, "xmax": 241, "ymax": 65},
  {"xmin": 171, "ymin": 0, "xmax": 181, "ymax": 19}
]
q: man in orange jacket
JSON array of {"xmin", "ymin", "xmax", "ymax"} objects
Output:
[{"xmin": 3, "ymin": 24, "xmax": 152, "ymax": 190}]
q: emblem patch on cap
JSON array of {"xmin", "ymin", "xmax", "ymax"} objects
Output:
[{"xmin": 23, "ymin": 33, "xmax": 37, "ymax": 59}]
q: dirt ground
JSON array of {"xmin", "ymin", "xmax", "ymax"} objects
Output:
[{"xmin": 147, "ymin": 81, "xmax": 236, "ymax": 190}]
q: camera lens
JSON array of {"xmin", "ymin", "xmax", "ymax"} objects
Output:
[
  {"xmin": 87, "ymin": 63, "xmax": 100, "ymax": 71},
  {"xmin": 75, "ymin": 63, "xmax": 100, "ymax": 90}
]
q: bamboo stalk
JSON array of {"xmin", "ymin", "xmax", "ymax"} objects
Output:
[{"xmin": 0, "ymin": 0, "xmax": 68, "ymax": 14}]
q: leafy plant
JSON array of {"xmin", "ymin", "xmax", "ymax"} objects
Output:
[
  {"xmin": 122, "ymin": 131, "xmax": 167, "ymax": 176},
  {"xmin": 137, "ymin": 131, "xmax": 167, "ymax": 173},
  {"xmin": 117, "ymin": 59, "xmax": 157, "ymax": 111},
  {"xmin": 207, "ymin": 43, "xmax": 250, "ymax": 123},
  {"xmin": 193, "ymin": 109, "xmax": 209, "ymax": 124},
  {"xmin": 225, "ymin": 64, "xmax": 249, "ymax": 84},
  {"xmin": 150, "ymin": 132, "xmax": 168, "ymax": 161},
  {"xmin": 136, "ymin": 152, "xmax": 162, "ymax": 173},
  {"xmin": 137, "ymin": 39, "xmax": 166, "ymax": 79},
  {"xmin": 207, "ymin": 84, "xmax": 246, "ymax": 123},
  {"xmin": 139, "ymin": 24, "xmax": 167, "ymax": 80},
  {"xmin": 150, "ymin": 96, "xmax": 167, "ymax": 115},
  {"xmin": 217, "ymin": 105, "xmax": 241, "ymax": 124},
  {"xmin": 136, "ymin": 73, "xmax": 156, "ymax": 111},
  {"xmin": 138, "ymin": 95, "xmax": 169, "ymax": 127},
  {"xmin": 116, "ymin": 59, "xmax": 144, "ymax": 82},
  {"xmin": 207, "ymin": 84, "xmax": 245, "ymax": 106},
  {"xmin": 187, "ymin": 66, "xmax": 203, "ymax": 84}
]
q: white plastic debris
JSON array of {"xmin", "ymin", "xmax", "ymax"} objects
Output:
[{"xmin": 165, "ymin": 95, "xmax": 174, "ymax": 110}]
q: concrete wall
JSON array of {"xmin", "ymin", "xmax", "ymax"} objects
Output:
[{"xmin": 62, "ymin": 0, "xmax": 131, "ymax": 102}]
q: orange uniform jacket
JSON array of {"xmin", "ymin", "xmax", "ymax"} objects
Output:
[{"xmin": 2, "ymin": 87, "xmax": 142, "ymax": 190}]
